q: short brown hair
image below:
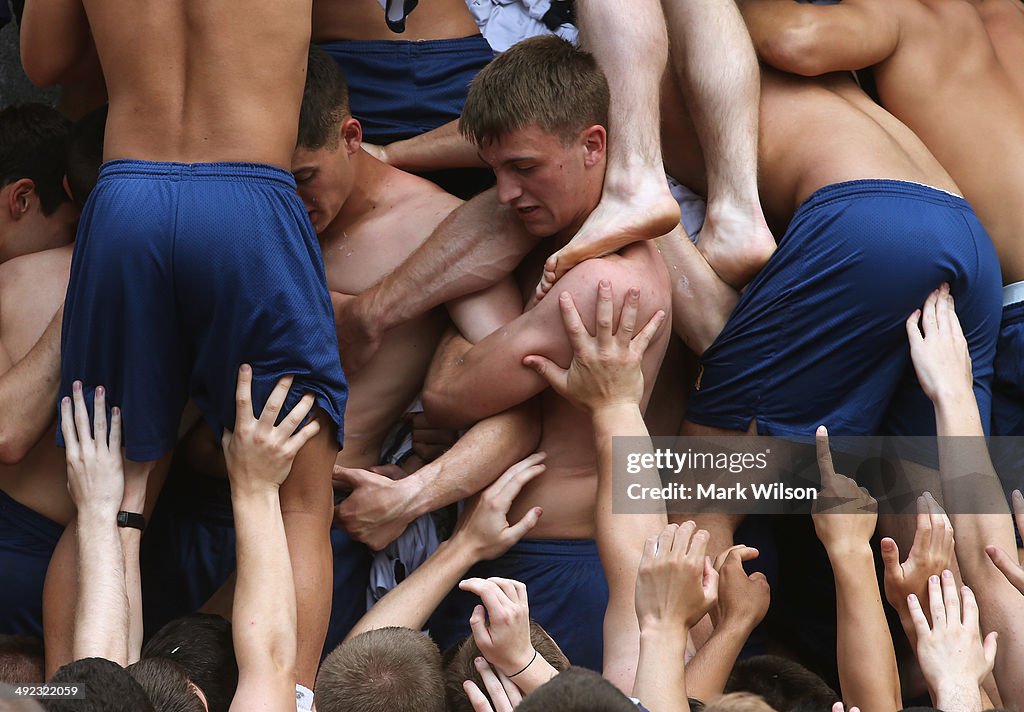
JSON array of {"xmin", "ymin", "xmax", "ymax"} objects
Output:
[
  {"xmin": 516, "ymin": 666, "xmax": 636, "ymax": 711},
  {"xmin": 315, "ymin": 627, "xmax": 445, "ymax": 712},
  {"xmin": 459, "ymin": 36, "xmax": 609, "ymax": 147},
  {"xmin": 127, "ymin": 658, "xmax": 205, "ymax": 712},
  {"xmin": 444, "ymin": 620, "xmax": 570, "ymax": 712},
  {"xmin": 705, "ymin": 693, "xmax": 777, "ymax": 712},
  {"xmin": 298, "ymin": 45, "xmax": 351, "ymax": 150}
]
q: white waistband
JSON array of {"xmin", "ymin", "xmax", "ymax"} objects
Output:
[{"xmin": 1004, "ymin": 280, "xmax": 1024, "ymax": 308}]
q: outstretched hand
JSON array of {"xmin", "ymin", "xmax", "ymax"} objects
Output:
[
  {"xmin": 523, "ymin": 280, "xmax": 665, "ymax": 414},
  {"xmin": 908, "ymin": 572, "xmax": 997, "ymax": 706},
  {"xmin": 453, "ymin": 453, "xmax": 546, "ymax": 561},
  {"xmin": 61, "ymin": 381, "xmax": 124, "ymax": 517},
  {"xmin": 881, "ymin": 492, "xmax": 955, "ymax": 636},
  {"xmin": 906, "ymin": 284, "xmax": 973, "ymax": 404},
  {"xmin": 222, "ymin": 365, "xmax": 321, "ymax": 493},
  {"xmin": 635, "ymin": 522, "xmax": 719, "ymax": 633},
  {"xmin": 985, "ymin": 489, "xmax": 1024, "ymax": 596},
  {"xmin": 812, "ymin": 426, "xmax": 878, "ymax": 547},
  {"xmin": 459, "ymin": 577, "xmax": 535, "ymax": 679},
  {"xmin": 463, "ymin": 657, "xmax": 523, "ymax": 712}
]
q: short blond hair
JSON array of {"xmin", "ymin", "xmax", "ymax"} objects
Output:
[{"xmin": 459, "ymin": 36, "xmax": 609, "ymax": 146}]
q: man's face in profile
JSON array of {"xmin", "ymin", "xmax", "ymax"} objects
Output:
[{"xmin": 479, "ymin": 123, "xmax": 604, "ymax": 238}]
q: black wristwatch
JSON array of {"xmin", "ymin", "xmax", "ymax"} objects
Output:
[{"xmin": 117, "ymin": 511, "xmax": 146, "ymax": 531}]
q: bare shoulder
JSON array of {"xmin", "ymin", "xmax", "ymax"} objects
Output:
[
  {"xmin": 0, "ymin": 245, "xmax": 73, "ymax": 300},
  {"xmin": 387, "ymin": 169, "xmax": 464, "ymax": 240}
]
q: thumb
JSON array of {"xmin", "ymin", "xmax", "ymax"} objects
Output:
[
  {"xmin": 332, "ymin": 465, "xmax": 369, "ymax": 487},
  {"xmin": 880, "ymin": 537, "xmax": 903, "ymax": 580},
  {"xmin": 505, "ymin": 506, "xmax": 543, "ymax": 545},
  {"xmin": 522, "ymin": 355, "xmax": 568, "ymax": 395},
  {"xmin": 983, "ymin": 631, "xmax": 998, "ymax": 672}
]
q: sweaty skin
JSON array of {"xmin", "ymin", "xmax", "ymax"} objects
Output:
[
  {"xmin": 741, "ymin": 0, "xmax": 1024, "ymax": 285},
  {"xmin": 312, "ymin": 0, "xmax": 480, "ymax": 42},
  {"xmin": 22, "ymin": 0, "xmax": 312, "ymax": 169},
  {"xmin": 307, "ymin": 151, "xmax": 460, "ymax": 469}
]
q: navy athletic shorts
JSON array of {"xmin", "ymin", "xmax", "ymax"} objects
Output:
[
  {"xmin": 58, "ymin": 160, "xmax": 347, "ymax": 461},
  {"xmin": 0, "ymin": 489, "xmax": 63, "ymax": 637},
  {"xmin": 318, "ymin": 35, "xmax": 493, "ymax": 145},
  {"xmin": 687, "ymin": 179, "xmax": 1002, "ymax": 438},
  {"xmin": 428, "ymin": 538, "xmax": 608, "ymax": 672}
]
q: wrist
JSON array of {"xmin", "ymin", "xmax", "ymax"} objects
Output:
[
  {"xmin": 400, "ymin": 470, "xmax": 431, "ymax": 519},
  {"xmin": 76, "ymin": 501, "xmax": 120, "ymax": 523},
  {"xmin": 932, "ymin": 679, "xmax": 982, "ymax": 712},
  {"xmin": 824, "ymin": 539, "xmax": 874, "ymax": 561},
  {"xmin": 639, "ymin": 622, "xmax": 690, "ymax": 652},
  {"xmin": 591, "ymin": 403, "xmax": 643, "ymax": 433}
]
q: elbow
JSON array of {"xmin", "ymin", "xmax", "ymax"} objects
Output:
[
  {"xmin": 20, "ymin": 48, "xmax": 67, "ymax": 88},
  {"xmin": 758, "ymin": 22, "xmax": 833, "ymax": 77},
  {"xmin": 422, "ymin": 384, "xmax": 474, "ymax": 431}
]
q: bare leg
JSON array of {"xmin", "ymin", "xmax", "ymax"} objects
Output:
[
  {"xmin": 662, "ymin": 0, "xmax": 775, "ymax": 288},
  {"xmin": 278, "ymin": 411, "xmax": 337, "ymax": 688},
  {"xmin": 538, "ymin": 0, "xmax": 682, "ymax": 294},
  {"xmin": 43, "ymin": 455, "xmax": 168, "ymax": 675}
]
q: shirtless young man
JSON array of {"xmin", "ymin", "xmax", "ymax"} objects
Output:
[
  {"xmin": 739, "ymin": 0, "xmax": 1024, "ymax": 446},
  {"xmin": 19, "ymin": 0, "xmax": 347, "ymax": 689},
  {"xmin": 293, "ymin": 46, "xmax": 460, "ymax": 470},
  {"xmin": 416, "ymin": 36, "xmax": 672, "ymax": 681},
  {"xmin": 0, "ymin": 104, "xmax": 81, "ymax": 640},
  {"xmin": 662, "ymin": 63, "xmax": 1001, "ymax": 501}
]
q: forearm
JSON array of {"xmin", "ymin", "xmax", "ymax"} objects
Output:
[
  {"xmin": 633, "ymin": 628, "xmax": 690, "ymax": 712},
  {"xmin": 355, "ymin": 188, "xmax": 534, "ymax": 333},
  {"xmin": 933, "ymin": 682, "xmax": 984, "ymax": 712},
  {"xmin": 685, "ymin": 622, "xmax": 753, "ymax": 701},
  {"xmin": 405, "ymin": 403, "xmax": 541, "ymax": 519},
  {"xmin": 232, "ymin": 489, "xmax": 296, "ymax": 680},
  {"xmin": 382, "ymin": 120, "xmax": 485, "ymax": 172},
  {"xmin": 829, "ymin": 544, "xmax": 901, "ymax": 712},
  {"xmin": 0, "ymin": 305, "xmax": 62, "ymax": 464},
  {"xmin": 119, "ymin": 528, "xmax": 144, "ymax": 663},
  {"xmin": 347, "ymin": 538, "xmax": 477, "ymax": 639},
  {"xmin": 74, "ymin": 511, "xmax": 129, "ymax": 664},
  {"xmin": 593, "ymin": 405, "xmax": 667, "ymax": 691}
]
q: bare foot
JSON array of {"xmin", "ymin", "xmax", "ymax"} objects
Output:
[
  {"xmin": 535, "ymin": 175, "xmax": 680, "ymax": 299},
  {"xmin": 696, "ymin": 201, "xmax": 776, "ymax": 290}
]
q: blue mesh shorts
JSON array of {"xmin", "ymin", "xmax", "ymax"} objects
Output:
[
  {"xmin": 59, "ymin": 160, "xmax": 348, "ymax": 460},
  {"xmin": 687, "ymin": 180, "xmax": 1002, "ymax": 437}
]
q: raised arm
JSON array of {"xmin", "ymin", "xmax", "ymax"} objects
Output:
[
  {"xmin": 525, "ymin": 280, "xmax": 670, "ymax": 691},
  {"xmin": 813, "ymin": 427, "xmax": 901, "ymax": 712},
  {"xmin": 19, "ymin": 0, "xmax": 94, "ymax": 86},
  {"xmin": 336, "ymin": 188, "xmax": 536, "ymax": 374},
  {"xmin": 344, "ymin": 454, "xmax": 545, "ymax": 638},
  {"xmin": 62, "ymin": 383, "xmax": 128, "ymax": 665},
  {"xmin": 223, "ymin": 367, "xmax": 321, "ymax": 712},
  {"xmin": 737, "ymin": 0, "xmax": 900, "ymax": 77},
  {"xmin": 907, "ymin": 285, "xmax": 1024, "ymax": 708},
  {"xmin": 0, "ymin": 305, "xmax": 63, "ymax": 464}
]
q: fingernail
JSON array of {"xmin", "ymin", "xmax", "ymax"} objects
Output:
[
  {"xmin": 942, "ymin": 570, "xmax": 952, "ymax": 579},
  {"xmin": 908, "ymin": 594, "xmax": 917, "ymax": 603},
  {"xmin": 96, "ymin": 386, "xmax": 104, "ymax": 396},
  {"xmin": 930, "ymin": 575, "xmax": 939, "ymax": 584}
]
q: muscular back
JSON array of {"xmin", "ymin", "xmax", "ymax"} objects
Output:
[
  {"xmin": 312, "ymin": 0, "xmax": 479, "ymax": 42},
  {"xmin": 80, "ymin": 0, "xmax": 311, "ymax": 167},
  {"xmin": 870, "ymin": 0, "xmax": 1024, "ymax": 283},
  {"xmin": 661, "ymin": 68, "xmax": 958, "ymax": 234}
]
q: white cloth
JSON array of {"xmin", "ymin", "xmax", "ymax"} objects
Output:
[{"xmin": 466, "ymin": 0, "xmax": 578, "ymax": 53}]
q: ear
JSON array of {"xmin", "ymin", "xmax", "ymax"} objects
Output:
[
  {"xmin": 341, "ymin": 117, "xmax": 363, "ymax": 157},
  {"xmin": 63, "ymin": 175, "xmax": 75, "ymax": 203},
  {"xmin": 6, "ymin": 178, "xmax": 36, "ymax": 220},
  {"xmin": 580, "ymin": 125, "xmax": 607, "ymax": 168}
]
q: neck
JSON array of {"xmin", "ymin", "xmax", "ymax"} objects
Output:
[
  {"xmin": 328, "ymin": 149, "xmax": 390, "ymax": 231},
  {"xmin": 551, "ymin": 175, "xmax": 604, "ymax": 247}
]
